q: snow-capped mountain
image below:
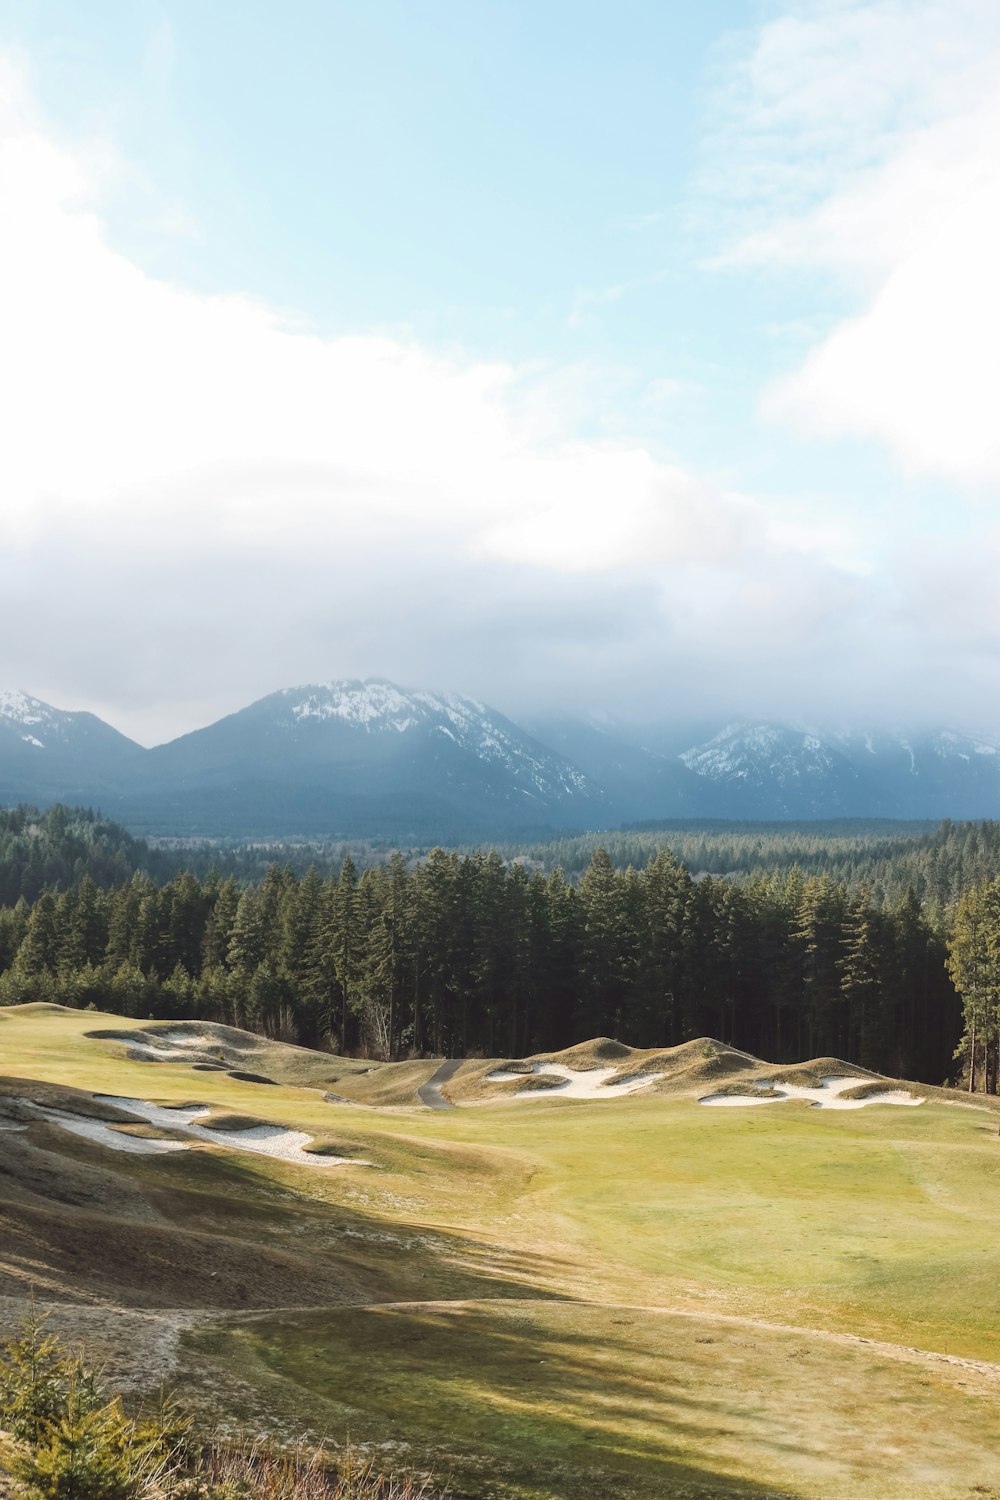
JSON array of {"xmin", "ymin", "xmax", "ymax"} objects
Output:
[
  {"xmin": 274, "ymin": 681, "xmax": 591, "ymax": 799},
  {"xmin": 670, "ymin": 721, "xmax": 1000, "ymax": 819},
  {"xmin": 535, "ymin": 715, "xmax": 1000, "ymax": 821},
  {"xmin": 677, "ymin": 722, "xmax": 867, "ymax": 816},
  {"xmin": 824, "ymin": 726, "xmax": 1000, "ymax": 818},
  {"xmin": 135, "ymin": 680, "xmax": 608, "ymax": 836},
  {"xmin": 0, "ymin": 689, "xmax": 143, "ymax": 804},
  {"xmin": 5, "ymin": 685, "xmax": 1000, "ymax": 834}
]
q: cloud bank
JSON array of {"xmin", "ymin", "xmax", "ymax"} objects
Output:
[{"xmin": 1, "ymin": 26, "xmax": 999, "ymax": 746}]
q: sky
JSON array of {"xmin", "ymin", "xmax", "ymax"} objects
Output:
[{"xmin": 1, "ymin": 0, "xmax": 1000, "ymax": 746}]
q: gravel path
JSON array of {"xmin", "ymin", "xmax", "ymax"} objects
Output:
[{"xmin": 418, "ymin": 1059, "xmax": 462, "ymax": 1110}]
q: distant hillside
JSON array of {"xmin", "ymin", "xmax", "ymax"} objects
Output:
[{"xmin": 0, "ymin": 805, "xmax": 171, "ymax": 904}]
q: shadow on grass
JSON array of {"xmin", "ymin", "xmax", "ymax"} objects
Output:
[
  {"xmin": 198, "ymin": 1301, "xmax": 817, "ymax": 1500},
  {"xmin": 0, "ymin": 1111, "xmax": 577, "ymax": 1314}
]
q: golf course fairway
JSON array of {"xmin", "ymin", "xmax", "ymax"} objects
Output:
[{"xmin": 2, "ymin": 1003, "xmax": 999, "ymax": 1499}]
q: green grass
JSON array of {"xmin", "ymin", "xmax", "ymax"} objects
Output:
[
  {"xmin": 4, "ymin": 1003, "xmax": 1000, "ymax": 1499},
  {"xmin": 191, "ymin": 1302, "xmax": 1000, "ymax": 1500}
]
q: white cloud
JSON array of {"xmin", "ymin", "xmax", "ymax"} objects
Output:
[
  {"xmin": 1, "ymin": 43, "xmax": 990, "ymax": 743},
  {"xmin": 0, "ymin": 57, "xmax": 747, "ymax": 580},
  {"xmin": 710, "ymin": 1, "xmax": 1000, "ymax": 484}
]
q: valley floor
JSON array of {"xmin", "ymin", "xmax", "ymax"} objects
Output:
[{"xmin": 2, "ymin": 1004, "xmax": 1000, "ymax": 1500}]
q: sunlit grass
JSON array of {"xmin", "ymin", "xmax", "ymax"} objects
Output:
[{"xmin": 5, "ymin": 1003, "xmax": 1000, "ymax": 1498}]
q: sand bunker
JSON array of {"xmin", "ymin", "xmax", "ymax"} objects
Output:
[
  {"xmin": 94, "ymin": 1095, "xmax": 368, "ymax": 1167},
  {"xmin": 699, "ymin": 1075, "xmax": 924, "ymax": 1110},
  {"xmin": 35, "ymin": 1107, "xmax": 190, "ymax": 1154},
  {"xmin": 486, "ymin": 1063, "xmax": 663, "ymax": 1099}
]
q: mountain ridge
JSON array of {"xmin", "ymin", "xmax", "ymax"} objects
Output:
[{"xmin": 3, "ymin": 681, "xmax": 1000, "ymax": 835}]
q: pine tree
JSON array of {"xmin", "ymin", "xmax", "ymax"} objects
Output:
[{"xmin": 947, "ymin": 882, "xmax": 997, "ymax": 1091}]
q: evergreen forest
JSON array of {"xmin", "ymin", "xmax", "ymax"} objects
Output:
[{"xmin": 5, "ymin": 804, "xmax": 1000, "ymax": 1088}]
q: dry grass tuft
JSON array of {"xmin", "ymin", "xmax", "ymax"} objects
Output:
[{"xmin": 195, "ymin": 1438, "xmax": 442, "ymax": 1499}]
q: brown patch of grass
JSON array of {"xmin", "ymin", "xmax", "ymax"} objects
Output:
[
  {"xmin": 196, "ymin": 1438, "xmax": 442, "ymax": 1499},
  {"xmin": 508, "ymin": 1073, "xmax": 564, "ymax": 1093},
  {"xmin": 85, "ymin": 1020, "xmax": 381, "ymax": 1092},
  {"xmin": 198, "ymin": 1112, "xmax": 275, "ymax": 1132},
  {"xmin": 0, "ymin": 1078, "xmax": 136, "ymax": 1122},
  {"xmin": 545, "ymin": 1037, "xmax": 634, "ymax": 1066},
  {"xmin": 701, "ymin": 1081, "xmax": 781, "ymax": 1100},
  {"xmin": 108, "ymin": 1122, "xmax": 194, "ymax": 1141},
  {"xmin": 300, "ymin": 1138, "xmax": 364, "ymax": 1157}
]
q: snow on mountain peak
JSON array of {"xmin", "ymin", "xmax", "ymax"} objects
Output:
[
  {"xmin": 680, "ymin": 721, "xmax": 841, "ymax": 787},
  {"xmin": 0, "ymin": 689, "xmax": 61, "ymax": 749},
  {"xmin": 271, "ymin": 680, "xmax": 592, "ymax": 801},
  {"xmin": 930, "ymin": 729, "xmax": 1000, "ymax": 761},
  {"xmin": 0, "ymin": 689, "xmax": 50, "ymax": 727},
  {"xmin": 282, "ymin": 679, "xmax": 421, "ymax": 730}
]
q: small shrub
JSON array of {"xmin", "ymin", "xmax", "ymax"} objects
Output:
[
  {"xmin": 0, "ymin": 1307, "xmax": 71, "ymax": 1445},
  {"xmin": 0, "ymin": 1314, "xmax": 190, "ymax": 1500},
  {"xmin": 0, "ymin": 1318, "xmax": 441, "ymax": 1500}
]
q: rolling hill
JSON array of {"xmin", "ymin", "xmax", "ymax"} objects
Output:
[{"xmin": 3, "ymin": 1003, "xmax": 1000, "ymax": 1499}]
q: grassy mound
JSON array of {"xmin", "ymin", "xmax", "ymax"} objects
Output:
[
  {"xmin": 83, "ymin": 1014, "xmax": 376, "ymax": 1091},
  {"xmin": 196, "ymin": 1111, "xmax": 275, "ymax": 1132},
  {"xmin": 0, "ymin": 1077, "xmax": 138, "ymax": 1122},
  {"xmin": 547, "ymin": 1036, "xmax": 633, "ymax": 1066},
  {"xmin": 506, "ymin": 1072, "xmax": 564, "ymax": 1093}
]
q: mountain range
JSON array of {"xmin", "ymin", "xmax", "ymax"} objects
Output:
[{"xmin": 2, "ymin": 680, "xmax": 1000, "ymax": 837}]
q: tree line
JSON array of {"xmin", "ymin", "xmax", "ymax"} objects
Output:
[
  {"xmin": 0, "ymin": 847, "xmax": 961, "ymax": 1082},
  {"xmin": 0, "ymin": 804, "xmax": 400, "ymax": 903},
  {"xmin": 485, "ymin": 818, "xmax": 1000, "ymax": 919},
  {"xmin": 17, "ymin": 803, "xmax": 1000, "ymax": 919}
]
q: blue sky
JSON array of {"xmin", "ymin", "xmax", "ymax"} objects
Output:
[{"xmin": 1, "ymin": 1, "xmax": 999, "ymax": 742}]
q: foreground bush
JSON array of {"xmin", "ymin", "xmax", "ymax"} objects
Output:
[{"xmin": 0, "ymin": 1315, "xmax": 437, "ymax": 1500}]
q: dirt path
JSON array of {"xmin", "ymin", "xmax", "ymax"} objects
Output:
[
  {"xmin": 417, "ymin": 1058, "xmax": 462, "ymax": 1110},
  {"xmin": 9, "ymin": 1290, "xmax": 999, "ymax": 1397},
  {"xmin": 227, "ymin": 1294, "xmax": 1000, "ymax": 1384}
]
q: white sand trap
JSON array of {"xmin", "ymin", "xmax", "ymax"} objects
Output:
[
  {"xmin": 94, "ymin": 1095, "xmax": 368, "ymax": 1168},
  {"xmin": 699, "ymin": 1074, "xmax": 924, "ymax": 1110},
  {"xmin": 35, "ymin": 1107, "xmax": 191, "ymax": 1154},
  {"xmin": 486, "ymin": 1063, "xmax": 663, "ymax": 1099}
]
